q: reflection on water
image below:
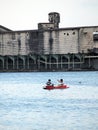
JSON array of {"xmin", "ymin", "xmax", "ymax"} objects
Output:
[{"xmin": 0, "ymin": 71, "xmax": 98, "ymax": 130}]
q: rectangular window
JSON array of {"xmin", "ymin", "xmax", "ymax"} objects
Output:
[
  {"xmin": 93, "ymin": 32, "xmax": 98, "ymax": 41},
  {"xmin": 12, "ymin": 33, "xmax": 16, "ymax": 40}
]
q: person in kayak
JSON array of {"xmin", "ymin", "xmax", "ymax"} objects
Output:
[
  {"xmin": 46, "ymin": 79, "xmax": 54, "ymax": 86},
  {"xmin": 57, "ymin": 79, "xmax": 64, "ymax": 86}
]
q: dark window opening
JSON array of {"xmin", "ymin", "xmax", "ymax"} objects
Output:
[
  {"xmin": 93, "ymin": 34, "xmax": 98, "ymax": 41},
  {"xmin": 73, "ymin": 32, "xmax": 75, "ymax": 35},
  {"xmin": 12, "ymin": 33, "xmax": 15, "ymax": 40}
]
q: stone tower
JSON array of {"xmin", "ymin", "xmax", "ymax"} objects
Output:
[{"xmin": 48, "ymin": 12, "xmax": 60, "ymax": 29}]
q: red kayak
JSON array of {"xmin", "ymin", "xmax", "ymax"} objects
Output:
[{"xmin": 43, "ymin": 85, "xmax": 69, "ymax": 90}]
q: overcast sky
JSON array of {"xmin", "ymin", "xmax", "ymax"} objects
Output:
[{"xmin": 0, "ymin": 0, "xmax": 98, "ymax": 30}]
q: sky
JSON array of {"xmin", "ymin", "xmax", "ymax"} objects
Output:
[{"xmin": 0, "ymin": 0, "xmax": 98, "ymax": 31}]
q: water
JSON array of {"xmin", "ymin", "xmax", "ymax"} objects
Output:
[{"xmin": 0, "ymin": 71, "xmax": 98, "ymax": 130}]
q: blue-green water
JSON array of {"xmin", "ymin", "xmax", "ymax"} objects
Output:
[{"xmin": 0, "ymin": 71, "xmax": 98, "ymax": 130}]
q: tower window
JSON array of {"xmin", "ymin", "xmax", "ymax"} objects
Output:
[{"xmin": 93, "ymin": 32, "xmax": 98, "ymax": 41}]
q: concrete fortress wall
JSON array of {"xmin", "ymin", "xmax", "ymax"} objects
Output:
[
  {"xmin": 0, "ymin": 12, "xmax": 98, "ymax": 71},
  {"xmin": 0, "ymin": 27, "xmax": 98, "ymax": 55}
]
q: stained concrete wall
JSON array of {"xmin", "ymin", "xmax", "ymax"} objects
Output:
[
  {"xmin": 43, "ymin": 27, "xmax": 98, "ymax": 54},
  {"xmin": 0, "ymin": 26, "xmax": 98, "ymax": 56},
  {"xmin": 43, "ymin": 29, "xmax": 79, "ymax": 54},
  {"xmin": 79, "ymin": 27, "xmax": 98, "ymax": 53},
  {"xmin": 0, "ymin": 31, "xmax": 39, "ymax": 55}
]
